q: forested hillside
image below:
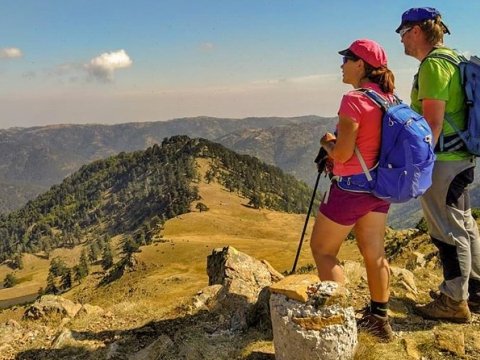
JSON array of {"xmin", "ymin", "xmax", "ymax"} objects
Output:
[
  {"xmin": 0, "ymin": 116, "xmax": 328, "ymax": 213},
  {"xmin": 0, "ymin": 136, "xmax": 313, "ymax": 261}
]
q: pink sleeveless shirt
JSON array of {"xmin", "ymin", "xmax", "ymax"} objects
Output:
[{"xmin": 333, "ymin": 82, "xmax": 394, "ymax": 176}]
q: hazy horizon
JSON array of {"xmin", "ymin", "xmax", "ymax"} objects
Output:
[{"xmin": 1, "ymin": 1, "xmax": 479, "ymax": 129}]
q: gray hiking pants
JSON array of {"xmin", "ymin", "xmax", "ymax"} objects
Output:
[{"xmin": 420, "ymin": 158, "xmax": 480, "ymax": 301}]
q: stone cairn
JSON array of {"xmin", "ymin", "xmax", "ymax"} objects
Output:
[{"xmin": 270, "ymin": 275, "xmax": 357, "ymax": 360}]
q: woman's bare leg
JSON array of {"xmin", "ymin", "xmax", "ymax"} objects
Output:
[
  {"xmin": 310, "ymin": 212, "xmax": 354, "ymax": 283},
  {"xmin": 354, "ymin": 211, "xmax": 389, "ymax": 302}
]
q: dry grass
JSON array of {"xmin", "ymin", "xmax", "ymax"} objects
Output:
[
  {"xmin": 0, "ymin": 158, "xmax": 360, "ymax": 317},
  {"xmin": 2, "ymin": 157, "xmax": 433, "ymax": 359}
]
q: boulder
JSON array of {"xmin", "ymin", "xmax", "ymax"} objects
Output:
[
  {"xmin": 207, "ymin": 246, "xmax": 283, "ymax": 293},
  {"xmin": 270, "ymin": 280, "xmax": 357, "ymax": 360},
  {"xmin": 190, "ymin": 285, "xmax": 223, "ymax": 312},
  {"xmin": 205, "ymin": 246, "xmax": 284, "ymax": 331},
  {"xmin": 23, "ymin": 295, "xmax": 82, "ymax": 320},
  {"xmin": 52, "ymin": 328, "xmax": 74, "ymax": 349},
  {"xmin": 390, "ymin": 267, "xmax": 417, "ymax": 299}
]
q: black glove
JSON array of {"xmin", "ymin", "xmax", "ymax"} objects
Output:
[{"xmin": 314, "ymin": 147, "xmax": 329, "ymax": 173}]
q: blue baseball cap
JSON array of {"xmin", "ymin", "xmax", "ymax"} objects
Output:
[{"xmin": 395, "ymin": 7, "xmax": 450, "ymax": 34}]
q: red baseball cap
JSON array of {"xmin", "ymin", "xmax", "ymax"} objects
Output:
[{"xmin": 338, "ymin": 39, "xmax": 388, "ymax": 68}]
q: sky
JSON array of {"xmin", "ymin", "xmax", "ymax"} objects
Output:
[{"xmin": 0, "ymin": 0, "xmax": 479, "ymax": 129}]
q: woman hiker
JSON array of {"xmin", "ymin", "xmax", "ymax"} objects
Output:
[{"xmin": 309, "ymin": 39, "xmax": 396, "ymax": 342}]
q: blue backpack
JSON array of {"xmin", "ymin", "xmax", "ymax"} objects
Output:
[
  {"xmin": 336, "ymin": 89, "xmax": 436, "ymax": 203},
  {"xmin": 427, "ymin": 52, "xmax": 480, "ymax": 156}
]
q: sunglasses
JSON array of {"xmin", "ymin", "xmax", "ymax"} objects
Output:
[
  {"xmin": 399, "ymin": 27, "xmax": 412, "ymax": 37},
  {"xmin": 342, "ymin": 56, "xmax": 359, "ymax": 64}
]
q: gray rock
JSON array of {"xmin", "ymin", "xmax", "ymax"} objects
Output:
[
  {"xmin": 270, "ymin": 281, "xmax": 357, "ymax": 360},
  {"xmin": 23, "ymin": 295, "xmax": 82, "ymax": 320},
  {"xmin": 390, "ymin": 267, "xmax": 417, "ymax": 298},
  {"xmin": 190, "ymin": 284, "xmax": 223, "ymax": 312},
  {"xmin": 51, "ymin": 328, "xmax": 74, "ymax": 349},
  {"xmin": 206, "ymin": 246, "xmax": 281, "ymax": 330}
]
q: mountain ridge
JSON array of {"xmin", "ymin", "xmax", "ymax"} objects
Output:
[
  {"xmin": 0, "ymin": 135, "xmax": 314, "ymax": 262},
  {"xmin": 0, "ymin": 115, "xmax": 332, "ymax": 213}
]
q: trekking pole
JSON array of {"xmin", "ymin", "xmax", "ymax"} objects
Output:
[{"xmin": 290, "ymin": 147, "xmax": 328, "ymax": 275}]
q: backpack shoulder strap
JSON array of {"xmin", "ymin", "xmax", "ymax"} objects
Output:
[
  {"xmin": 356, "ymin": 88, "xmax": 391, "ymax": 111},
  {"xmin": 426, "ymin": 49, "xmax": 467, "ymax": 66},
  {"xmin": 351, "ymin": 88, "xmax": 389, "ymax": 182},
  {"xmin": 425, "ymin": 50, "xmax": 468, "ymax": 149}
]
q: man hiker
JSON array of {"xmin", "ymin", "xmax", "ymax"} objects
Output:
[{"xmin": 397, "ymin": 7, "xmax": 480, "ymax": 322}]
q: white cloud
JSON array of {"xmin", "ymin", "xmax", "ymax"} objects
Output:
[
  {"xmin": 0, "ymin": 47, "xmax": 23, "ymax": 59},
  {"xmin": 85, "ymin": 49, "xmax": 132, "ymax": 82}
]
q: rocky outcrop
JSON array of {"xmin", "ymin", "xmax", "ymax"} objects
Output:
[
  {"xmin": 23, "ymin": 295, "xmax": 106, "ymax": 321},
  {"xmin": 0, "ymin": 319, "xmax": 24, "ymax": 359},
  {"xmin": 23, "ymin": 295, "xmax": 82, "ymax": 320},
  {"xmin": 192, "ymin": 246, "xmax": 285, "ymax": 331},
  {"xmin": 270, "ymin": 278, "xmax": 357, "ymax": 360},
  {"xmin": 390, "ymin": 267, "xmax": 418, "ymax": 300}
]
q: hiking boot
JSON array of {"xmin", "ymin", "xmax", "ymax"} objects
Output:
[
  {"xmin": 357, "ymin": 308, "xmax": 394, "ymax": 342},
  {"xmin": 416, "ymin": 293, "xmax": 472, "ymax": 323},
  {"xmin": 431, "ymin": 288, "xmax": 480, "ymax": 313}
]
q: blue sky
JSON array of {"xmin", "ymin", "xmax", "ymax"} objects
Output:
[{"xmin": 0, "ymin": 1, "xmax": 479, "ymax": 128}]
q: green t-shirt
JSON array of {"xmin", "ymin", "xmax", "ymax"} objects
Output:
[{"xmin": 410, "ymin": 47, "xmax": 471, "ymax": 161}]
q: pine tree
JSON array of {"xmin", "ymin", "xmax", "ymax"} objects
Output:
[
  {"xmin": 49, "ymin": 257, "xmax": 68, "ymax": 277},
  {"xmin": 73, "ymin": 265, "xmax": 87, "ymax": 283},
  {"xmin": 45, "ymin": 272, "xmax": 58, "ymax": 294},
  {"xmin": 79, "ymin": 249, "xmax": 89, "ymax": 276},
  {"xmin": 61, "ymin": 269, "xmax": 73, "ymax": 290},
  {"xmin": 88, "ymin": 242, "xmax": 101, "ymax": 263},
  {"xmin": 13, "ymin": 253, "xmax": 24, "ymax": 270},
  {"xmin": 248, "ymin": 193, "xmax": 263, "ymax": 209},
  {"xmin": 101, "ymin": 243, "xmax": 114, "ymax": 271},
  {"xmin": 122, "ymin": 236, "xmax": 139, "ymax": 256}
]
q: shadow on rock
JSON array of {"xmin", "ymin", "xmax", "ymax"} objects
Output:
[{"xmin": 243, "ymin": 352, "xmax": 275, "ymax": 360}]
